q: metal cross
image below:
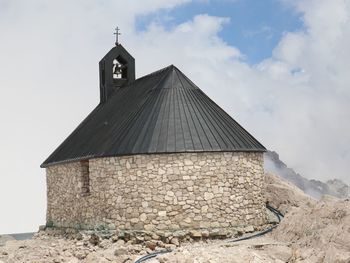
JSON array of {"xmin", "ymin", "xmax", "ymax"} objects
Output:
[{"xmin": 114, "ymin": 27, "xmax": 121, "ymax": 45}]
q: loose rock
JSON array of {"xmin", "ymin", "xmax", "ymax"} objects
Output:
[
  {"xmin": 114, "ymin": 247, "xmax": 128, "ymax": 256},
  {"xmin": 89, "ymin": 234, "xmax": 100, "ymax": 246}
]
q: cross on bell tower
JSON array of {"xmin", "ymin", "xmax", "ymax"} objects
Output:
[{"xmin": 114, "ymin": 27, "xmax": 121, "ymax": 45}]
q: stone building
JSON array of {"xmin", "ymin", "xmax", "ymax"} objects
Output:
[{"xmin": 41, "ymin": 42, "xmax": 266, "ymax": 236}]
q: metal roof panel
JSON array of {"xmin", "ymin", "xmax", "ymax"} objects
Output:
[{"xmin": 41, "ymin": 65, "xmax": 266, "ymax": 167}]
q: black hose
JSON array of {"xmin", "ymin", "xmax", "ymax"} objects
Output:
[
  {"xmin": 228, "ymin": 203, "xmax": 284, "ymax": 243},
  {"xmin": 267, "ymin": 204, "xmax": 284, "ymax": 219},
  {"xmin": 134, "ymin": 204, "xmax": 284, "ymax": 262},
  {"xmin": 134, "ymin": 249, "xmax": 172, "ymax": 263}
]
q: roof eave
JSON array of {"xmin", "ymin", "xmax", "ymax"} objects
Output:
[{"xmin": 41, "ymin": 148, "xmax": 267, "ymax": 168}]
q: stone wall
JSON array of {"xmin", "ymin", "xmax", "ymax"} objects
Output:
[{"xmin": 46, "ymin": 152, "xmax": 266, "ymax": 235}]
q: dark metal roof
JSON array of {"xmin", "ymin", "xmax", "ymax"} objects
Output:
[{"xmin": 41, "ymin": 65, "xmax": 265, "ymax": 168}]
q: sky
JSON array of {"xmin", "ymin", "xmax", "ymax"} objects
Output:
[{"xmin": 0, "ymin": 0, "xmax": 349, "ymax": 234}]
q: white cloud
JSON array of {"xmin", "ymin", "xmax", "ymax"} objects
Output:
[
  {"xmin": 0, "ymin": 0, "xmax": 349, "ymax": 234},
  {"xmin": 266, "ymin": 0, "xmax": 350, "ymax": 180}
]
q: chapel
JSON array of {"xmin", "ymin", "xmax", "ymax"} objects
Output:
[{"xmin": 41, "ymin": 37, "xmax": 266, "ymax": 235}]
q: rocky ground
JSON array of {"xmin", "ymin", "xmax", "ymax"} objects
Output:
[
  {"xmin": 1, "ymin": 173, "xmax": 349, "ymax": 263},
  {"xmin": 0, "ymin": 233, "xmax": 145, "ymax": 263},
  {"xmin": 271, "ymin": 195, "xmax": 350, "ymax": 262}
]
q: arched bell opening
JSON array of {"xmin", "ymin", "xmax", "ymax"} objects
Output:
[{"xmin": 113, "ymin": 55, "xmax": 128, "ymax": 80}]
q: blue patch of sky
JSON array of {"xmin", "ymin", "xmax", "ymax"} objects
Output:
[{"xmin": 135, "ymin": 0, "xmax": 303, "ymax": 64}]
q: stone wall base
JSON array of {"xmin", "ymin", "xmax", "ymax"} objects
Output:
[{"xmin": 41, "ymin": 223, "xmax": 271, "ymax": 245}]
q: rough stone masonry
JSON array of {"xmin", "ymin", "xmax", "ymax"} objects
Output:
[{"xmin": 46, "ymin": 152, "xmax": 266, "ymax": 235}]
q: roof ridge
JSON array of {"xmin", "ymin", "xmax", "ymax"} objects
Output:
[{"xmin": 135, "ymin": 64, "xmax": 175, "ymax": 82}]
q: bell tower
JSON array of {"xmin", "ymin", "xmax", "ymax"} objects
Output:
[{"xmin": 99, "ymin": 28, "xmax": 135, "ymax": 103}]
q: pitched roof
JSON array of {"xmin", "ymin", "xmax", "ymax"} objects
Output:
[{"xmin": 41, "ymin": 65, "xmax": 265, "ymax": 167}]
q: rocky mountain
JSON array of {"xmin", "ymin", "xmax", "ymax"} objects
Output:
[
  {"xmin": 326, "ymin": 178, "xmax": 350, "ymax": 198},
  {"xmin": 264, "ymin": 151, "xmax": 350, "ymax": 199}
]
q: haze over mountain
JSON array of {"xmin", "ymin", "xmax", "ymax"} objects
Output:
[{"xmin": 265, "ymin": 150, "xmax": 350, "ymax": 199}]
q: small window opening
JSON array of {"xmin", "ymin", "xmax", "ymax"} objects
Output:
[
  {"xmin": 113, "ymin": 56, "xmax": 128, "ymax": 79},
  {"xmin": 80, "ymin": 160, "xmax": 90, "ymax": 196}
]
